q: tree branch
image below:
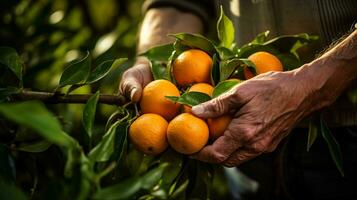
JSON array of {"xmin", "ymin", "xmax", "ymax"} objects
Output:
[{"xmin": 12, "ymin": 90, "xmax": 128, "ymax": 105}]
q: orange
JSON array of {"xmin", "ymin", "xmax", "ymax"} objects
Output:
[
  {"xmin": 129, "ymin": 114, "xmax": 169, "ymax": 155},
  {"xmin": 183, "ymin": 83, "xmax": 214, "ymax": 113},
  {"xmin": 167, "ymin": 113, "xmax": 209, "ymax": 154},
  {"xmin": 244, "ymin": 51, "xmax": 283, "ymax": 79},
  {"xmin": 207, "ymin": 115, "xmax": 232, "ymax": 141},
  {"xmin": 140, "ymin": 79, "xmax": 180, "ymax": 120},
  {"xmin": 172, "ymin": 49, "xmax": 212, "ymax": 86}
]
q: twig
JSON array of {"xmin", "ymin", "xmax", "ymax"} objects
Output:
[{"xmin": 11, "ymin": 90, "xmax": 128, "ymax": 105}]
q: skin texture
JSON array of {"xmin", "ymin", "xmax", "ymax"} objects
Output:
[
  {"xmin": 119, "ymin": 7, "xmax": 204, "ymax": 102},
  {"xmin": 191, "ymin": 30, "xmax": 357, "ymax": 167}
]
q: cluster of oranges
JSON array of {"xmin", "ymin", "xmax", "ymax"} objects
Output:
[{"xmin": 129, "ymin": 49, "xmax": 283, "ymax": 156}]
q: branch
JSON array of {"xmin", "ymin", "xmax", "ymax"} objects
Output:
[{"xmin": 11, "ymin": 90, "xmax": 128, "ymax": 105}]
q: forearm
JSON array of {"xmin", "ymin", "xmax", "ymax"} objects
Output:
[
  {"xmin": 137, "ymin": 7, "xmax": 204, "ymax": 54},
  {"xmin": 294, "ymin": 30, "xmax": 357, "ymax": 112}
]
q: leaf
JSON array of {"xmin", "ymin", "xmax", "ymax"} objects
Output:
[
  {"xmin": 0, "ymin": 47, "xmax": 23, "ymax": 84},
  {"xmin": 93, "ymin": 176, "xmax": 142, "ymax": 200},
  {"xmin": 236, "ymin": 43, "xmax": 279, "ymax": 58},
  {"xmin": 171, "ymin": 33, "xmax": 216, "ymax": 56},
  {"xmin": 263, "ymin": 33, "xmax": 318, "ymax": 54},
  {"xmin": 307, "ymin": 117, "xmax": 319, "ymax": 152},
  {"xmin": 160, "ymin": 150, "xmax": 183, "ymax": 192},
  {"xmin": 59, "ymin": 51, "xmax": 91, "ymax": 87},
  {"xmin": 0, "ymin": 101, "xmax": 74, "ymax": 147},
  {"xmin": 0, "ymin": 87, "xmax": 20, "ymax": 102},
  {"xmin": 215, "ymin": 46, "xmax": 235, "ymax": 60},
  {"xmin": 250, "ymin": 31, "xmax": 270, "ymax": 44},
  {"xmin": 0, "ymin": 182, "xmax": 27, "ymax": 200},
  {"xmin": 140, "ymin": 43, "xmax": 174, "ymax": 61},
  {"xmin": 87, "ymin": 58, "xmax": 127, "ymax": 84},
  {"xmin": 212, "ymin": 79, "xmax": 242, "ymax": 98},
  {"xmin": 166, "ymin": 92, "xmax": 211, "ymax": 107},
  {"xmin": 210, "ymin": 54, "xmax": 220, "ymax": 86},
  {"xmin": 16, "ymin": 140, "xmax": 52, "ymax": 153},
  {"xmin": 276, "ymin": 53, "xmax": 303, "ymax": 71},
  {"xmin": 219, "ymin": 58, "xmax": 254, "ymax": 82},
  {"xmin": 151, "ymin": 61, "xmax": 168, "ymax": 80},
  {"xmin": 88, "ymin": 112, "xmax": 129, "ymax": 162},
  {"xmin": 320, "ymin": 117, "xmax": 344, "ymax": 176},
  {"xmin": 141, "ymin": 163, "xmax": 169, "ymax": 190},
  {"xmin": 82, "ymin": 91, "xmax": 100, "ymax": 139},
  {"xmin": 114, "ymin": 121, "xmax": 129, "ymax": 162},
  {"xmin": 217, "ymin": 6, "xmax": 235, "ymax": 48},
  {"xmin": 93, "ymin": 163, "xmax": 168, "ymax": 200}
]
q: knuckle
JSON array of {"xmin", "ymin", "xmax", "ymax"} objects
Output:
[{"xmin": 210, "ymin": 151, "xmax": 227, "ymax": 163}]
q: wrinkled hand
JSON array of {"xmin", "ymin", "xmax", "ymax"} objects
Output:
[
  {"xmin": 119, "ymin": 57, "xmax": 153, "ymax": 102},
  {"xmin": 191, "ymin": 71, "xmax": 319, "ymax": 167}
]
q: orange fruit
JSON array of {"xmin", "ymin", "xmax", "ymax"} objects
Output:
[
  {"xmin": 183, "ymin": 83, "xmax": 214, "ymax": 113},
  {"xmin": 129, "ymin": 114, "xmax": 169, "ymax": 155},
  {"xmin": 244, "ymin": 51, "xmax": 283, "ymax": 79},
  {"xmin": 167, "ymin": 113, "xmax": 209, "ymax": 154},
  {"xmin": 140, "ymin": 79, "xmax": 180, "ymax": 120},
  {"xmin": 173, "ymin": 49, "xmax": 212, "ymax": 86},
  {"xmin": 207, "ymin": 115, "xmax": 232, "ymax": 141}
]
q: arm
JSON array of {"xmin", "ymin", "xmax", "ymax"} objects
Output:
[
  {"xmin": 191, "ymin": 30, "xmax": 357, "ymax": 166},
  {"xmin": 119, "ymin": 7, "xmax": 204, "ymax": 102}
]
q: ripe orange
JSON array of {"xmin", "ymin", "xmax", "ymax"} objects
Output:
[
  {"xmin": 244, "ymin": 51, "xmax": 283, "ymax": 79},
  {"xmin": 207, "ymin": 115, "xmax": 232, "ymax": 141},
  {"xmin": 167, "ymin": 113, "xmax": 209, "ymax": 154},
  {"xmin": 129, "ymin": 114, "xmax": 169, "ymax": 155},
  {"xmin": 140, "ymin": 79, "xmax": 180, "ymax": 120},
  {"xmin": 183, "ymin": 83, "xmax": 214, "ymax": 113},
  {"xmin": 172, "ymin": 49, "xmax": 212, "ymax": 86}
]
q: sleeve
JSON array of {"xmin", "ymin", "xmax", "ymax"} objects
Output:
[{"xmin": 142, "ymin": 0, "xmax": 216, "ymax": 30}]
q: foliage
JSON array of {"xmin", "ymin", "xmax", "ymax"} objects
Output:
[{"xmin": 0, "ymin": 3, "xmax": 343, "ymax": 200}]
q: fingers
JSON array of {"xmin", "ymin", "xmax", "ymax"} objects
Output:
[
  {"xmin": 119, "ymin": 61, "xmax": 152, "ymax": 102},
  {"xmin": 222, "ymin": 148, "xmax": 260, "ymax": 167},
  {"xmin": 190, "ymin": 134, "xmax": 241, "ymax": 163},
  {"xmin": 192, "ymin": 89, "xmax": 243, "ymax": 118}
]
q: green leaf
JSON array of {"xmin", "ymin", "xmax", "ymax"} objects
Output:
[
  {"xmin": 166, "ymin": 92, "xmax": 211, "ymax": 107},
  {"xmin": 210, "ymin": 54, "xmax": 220, "ymax": 86},
  {"xmin": 82, "ymin": 91, "xmax": 100, "ymax": 139},
  {"xmin": 141, "ymin": 163, "xmax": 169, "ymax": 190},
  {"xmin": 215, "ymin": 46, "xmax": 235, "ymax": 60},
  {"xmin": 160, "ymin": 150, "xmax": 183, "ymax": 193},
  {"xmin": 140, "ymin": 43, "xmax": 174, "ymax": 61},
  {"xmin": 169, "ymin": 179, "xmax": 189, "ymax": 199},
  {"xmin": 171, "ymin": 33, "xmax": 216, "ymax": 56},
  {"xmin": 93, "ymin": 163, "xmax": 168, "ymax": 200},
  {"xmin": 87, "ymin": 58, "xmax": 127, "ymax": 84},
  {"xmin": 0, "ymin": 87, "xmax": 20, "ymax": 102},
  {"xmin": 0, "ymin": 47, "xmax": 23, "ymax": 84},
  {"xmin": 219, "ymin": 58, "xmax": 254, "ymax": 82},
  {"xmin": 16, "ymin": 140, "xmax": 52, "ymax": 153},
  {"xmin": 93, "ymin": 176, "xmax": 142, "ymax": 200},
  {"xmin": 250, "ymin": 31, "xmax": 270, "ymax": 44},
  {"xmin": 307, "ymin": 117, "xmax": 319, "ymax": 152},
  {"xmin": 0, "ymin": 101, "xmax": 74, "ymax": 147},
  {"xmin": 151, "ymin": 61, "xmax": 168, "ymax": 80},
  {"xmin": 113, "ymin": 121, "xmax": 129, "ymax": 162},
  {"xmin": 217, "ymin": 6, "xmax": 235, "ymax": 48},
  {"xmin": 320, "ymin": 117, "xmax": 344, "ymax": 176},
  {"xmin": 59, "ymin": 51, "xmax": 91, "ymax": 87},
  {"xmin": 88, "ymin": 112, "xmax": 129, "ymax": 162},
  {"xmin": 212, "ymin": 79, "xmax": 242, "ymax": 98},
  {"xmin": 0, "ymin": 182, "xmax": 27, "ymax": 200},
  {"xmin": 236, "ymin": 43, "xmax": 279, "ymax": 58},
  {"xmin": 276, "ymin": 53, "xmax": 303, "ymax": 71},
  {"xmin": 263, "ymin": 33, "xmax": 318, "ymax": 54}
]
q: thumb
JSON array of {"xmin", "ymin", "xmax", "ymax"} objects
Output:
[
  {"xmin": 191, "ymin": 92, "xmax": 239, "ymax": 118},
  {"xmin": 119, "ymin": 77, "xmax": 143, "ymax": 102}
]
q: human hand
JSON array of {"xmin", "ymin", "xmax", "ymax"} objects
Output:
[
  {"xmin": 119, "ymin": 57, "xmax": 153, "ymax": 102},
  {"xmin": 190, "ymin": 71, "xmax": 323, "ymax": 167}
]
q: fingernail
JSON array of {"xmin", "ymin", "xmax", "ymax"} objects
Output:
[
  {"xmin": 130, "ymin": 88, "xmax": 138, "ymax": 100},
  {"xmin": 192, "ymin": 106, "xmax": 204, "ymax": 115}
]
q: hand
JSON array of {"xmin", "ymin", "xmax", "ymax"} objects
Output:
[
  {"xmin": 119, "ymin": 57, "xmax": 153, "ymax": 102},
  {"xmin": 191, "ymin": 71, "xmax": 322, "ymax": 167}
]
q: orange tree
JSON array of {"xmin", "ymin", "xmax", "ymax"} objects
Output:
[{"xmin": 0, "ymin": 4, "xmax": 349, "ymax": 200}]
